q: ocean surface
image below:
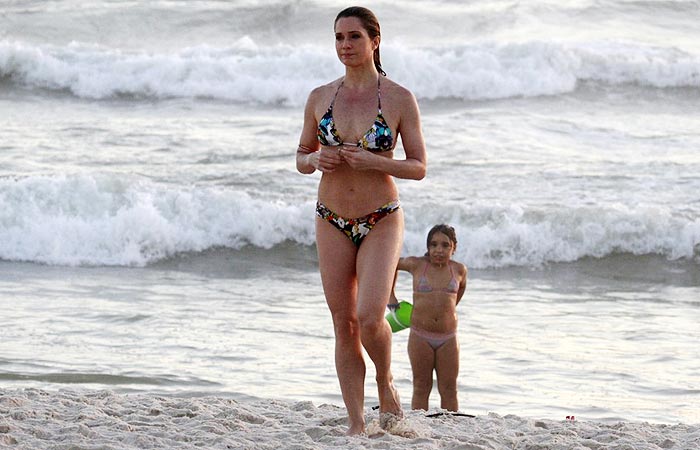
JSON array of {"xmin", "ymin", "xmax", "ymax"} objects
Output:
[{"xmin": 1, "ymin": 0, "xmax": 699, "ymax": 433}]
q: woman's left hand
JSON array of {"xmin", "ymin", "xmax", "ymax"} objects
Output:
[{"xmin": 338, "ymin": 145, "xmax": 379, "ymax": 171}]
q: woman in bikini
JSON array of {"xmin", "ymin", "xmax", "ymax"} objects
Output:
[
  {"xmin": 390, "ymin": 224, "xmax": 467, "ymax": 411},
  {"xmin": 296, "ymin": 6, "xmax": 426, "ymax": 435}
]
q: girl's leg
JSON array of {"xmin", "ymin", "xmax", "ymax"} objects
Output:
[
  {"xmin": 407, "ymin": 330, "xmax": 436, "ymax": 410},
  {"xmin": 435, "ymin": 337, "xmax": 460, "ymax": 411},
  {"xmin": 315, "ymin": 217, "xmax": 365, "ymax": 435},
  {"xmin": 355, "ymin": 209, "xmax": 404, "ymax": 417}
]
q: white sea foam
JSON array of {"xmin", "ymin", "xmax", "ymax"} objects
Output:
[
  {"xmin": 445, "ymin": 202, "xmax": 700, "ymax": 269},
  {"xmin": 0, "ymin": 174, "xmax": 316, "ymax": 267},
  {"xmin": 0, "ymin": 389, "xmax": 697, "ymax": 449},
  {"xmin": 2, "ymin": 39, "xmax": 699, "ymax": 105},
  {"xmin": 1, "ymin": 174, "xmax": 698, "ymax": 268}
]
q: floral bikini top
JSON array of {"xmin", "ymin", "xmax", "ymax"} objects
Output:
[
  {"xmin": 317, "ymin": 77, "xmax": 394, "ymax": 152},
  {"xmin": 416, "ymin": 262, "xmax": 459, "ymax": 294}
]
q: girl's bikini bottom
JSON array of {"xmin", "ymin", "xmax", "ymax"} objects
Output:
[{"xmin": 410, "ymin": 325, "xmax": 457, "ymax": 350}]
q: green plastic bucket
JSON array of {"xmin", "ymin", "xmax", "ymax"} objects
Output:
[{"xmin": 385, "ymin": 301, "xmax": 413, "ymax": 332}]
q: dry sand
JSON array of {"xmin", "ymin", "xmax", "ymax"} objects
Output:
[{"xmin": 1, "ymin": 389, "xmax": 698, "ymax": 449}]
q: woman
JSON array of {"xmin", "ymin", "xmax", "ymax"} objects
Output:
[
  {"xmin": 296, "ymin": 6, "xmax": 426, "ymax": 435},
  {"xmin": 390, "ymin": 224, "xmax": 467, "ymax": 412}
]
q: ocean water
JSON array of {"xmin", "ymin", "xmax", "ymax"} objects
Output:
[{"xmin": 1, "ymin": 0, "xmax": 699, "ymax": 428}]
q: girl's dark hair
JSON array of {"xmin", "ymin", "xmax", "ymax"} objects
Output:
[
  {"xmin": 427, "ymin": 224, "xmax": 458, "ymax": 250},
  {"xmin": 335, "ymin": 6, "xmax": 386, "ymax": 76}
]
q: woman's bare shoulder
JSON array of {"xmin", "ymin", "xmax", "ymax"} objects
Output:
[
  {"xmin": 381, "ymin": 77, "xmax": 419, "ymax": 121},
  {"xmin": 381, "ymin": 77, "xmax": 416, "ymax": 101},
  {"xmin": 309, "ymin": 78, "xmax": 343, "ymax": 100}
]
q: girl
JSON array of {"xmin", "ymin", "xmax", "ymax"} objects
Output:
[{"xmin": 390, "ymin": 224, "xmax": 467, "ymax": 411}]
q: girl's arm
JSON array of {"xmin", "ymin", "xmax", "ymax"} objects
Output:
[
  {"xmin": 389, "ymin": 256, "xmax": 421, "ymax": 306},
  {"xmin": 389, "ymin": 257, "xmax": 409, "ymax": 305},
  {"xmin": 455, "ymin": 263, "xmax": 468, "ymax": 305},
  {"xmin": 390, "ymin": 256, "xmax": 415, "ymax": 304},
  {"xmin": 396, "ymin": 256, "xmax": 413, "ymax": 272}
]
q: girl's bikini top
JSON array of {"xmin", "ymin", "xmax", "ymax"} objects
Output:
[
  {"xmin": 317, "ymin": 77, "xmax": 394, "ymax": 152},
  {"xmin": 416, "ymin": 262, "xmax": 459, "ymax": 294}
]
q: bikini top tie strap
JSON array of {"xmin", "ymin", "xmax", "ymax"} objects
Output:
[{"xmin": 329, "ymin": 79, "xmax": 344, "ymax": 110}]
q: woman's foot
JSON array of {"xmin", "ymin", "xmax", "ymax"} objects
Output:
[
  {"xmin": 377, "ymin": 380, "xmax": 403, "ymax": 425},
  {"xmin": 346, "ymin": 422, "xmax": 366, "ymax": 436}
]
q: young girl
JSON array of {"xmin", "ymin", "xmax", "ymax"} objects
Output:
[{"xmin": 390, "ymin": 224, "xmax": 467, "ymax": 411}]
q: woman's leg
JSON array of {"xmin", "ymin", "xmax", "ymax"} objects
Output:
[
  {"xmin": 435, "ymin": 336, "xmax": 460, "ymax": 411},
  {"xmin": 315, "ymin": 217, "xmax": 365, "ymax": 435},
  {"xmin": 356, "ymin": 209, "xmax": 404, "ymax": 417},
  {"xmin": 408, "ymin": 330, "xmax": 436, "ymax": 410}
]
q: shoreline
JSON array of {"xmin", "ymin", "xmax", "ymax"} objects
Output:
[{"xmin": 1, "ymin": 388, "xmax": 697, "ymax": 450}]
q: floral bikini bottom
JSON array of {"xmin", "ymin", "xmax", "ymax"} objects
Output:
[{"xmin": 315, "ymin": 199, "xmax": 401, "ymax": 247}]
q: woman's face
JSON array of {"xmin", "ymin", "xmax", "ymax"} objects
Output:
[
  {"xmin": 334, "ymin": 16, "xmax": 378, "ymax": 68},
  {"xmin": 427, "ymin": 232, "xmax": 455, "ymax": 265}
]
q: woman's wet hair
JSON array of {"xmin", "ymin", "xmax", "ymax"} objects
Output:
[
  {"xmin": 335, "ymin": 6, "xmax": 386, "ymax": 76},
  {"xmin": 427, "ymin": 224, "xmax": 458, "ymax": 250}
]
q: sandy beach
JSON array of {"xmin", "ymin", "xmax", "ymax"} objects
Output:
[{"xmin": 1, "ymin": 389, "xmax": 698, "ymax": 449}]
